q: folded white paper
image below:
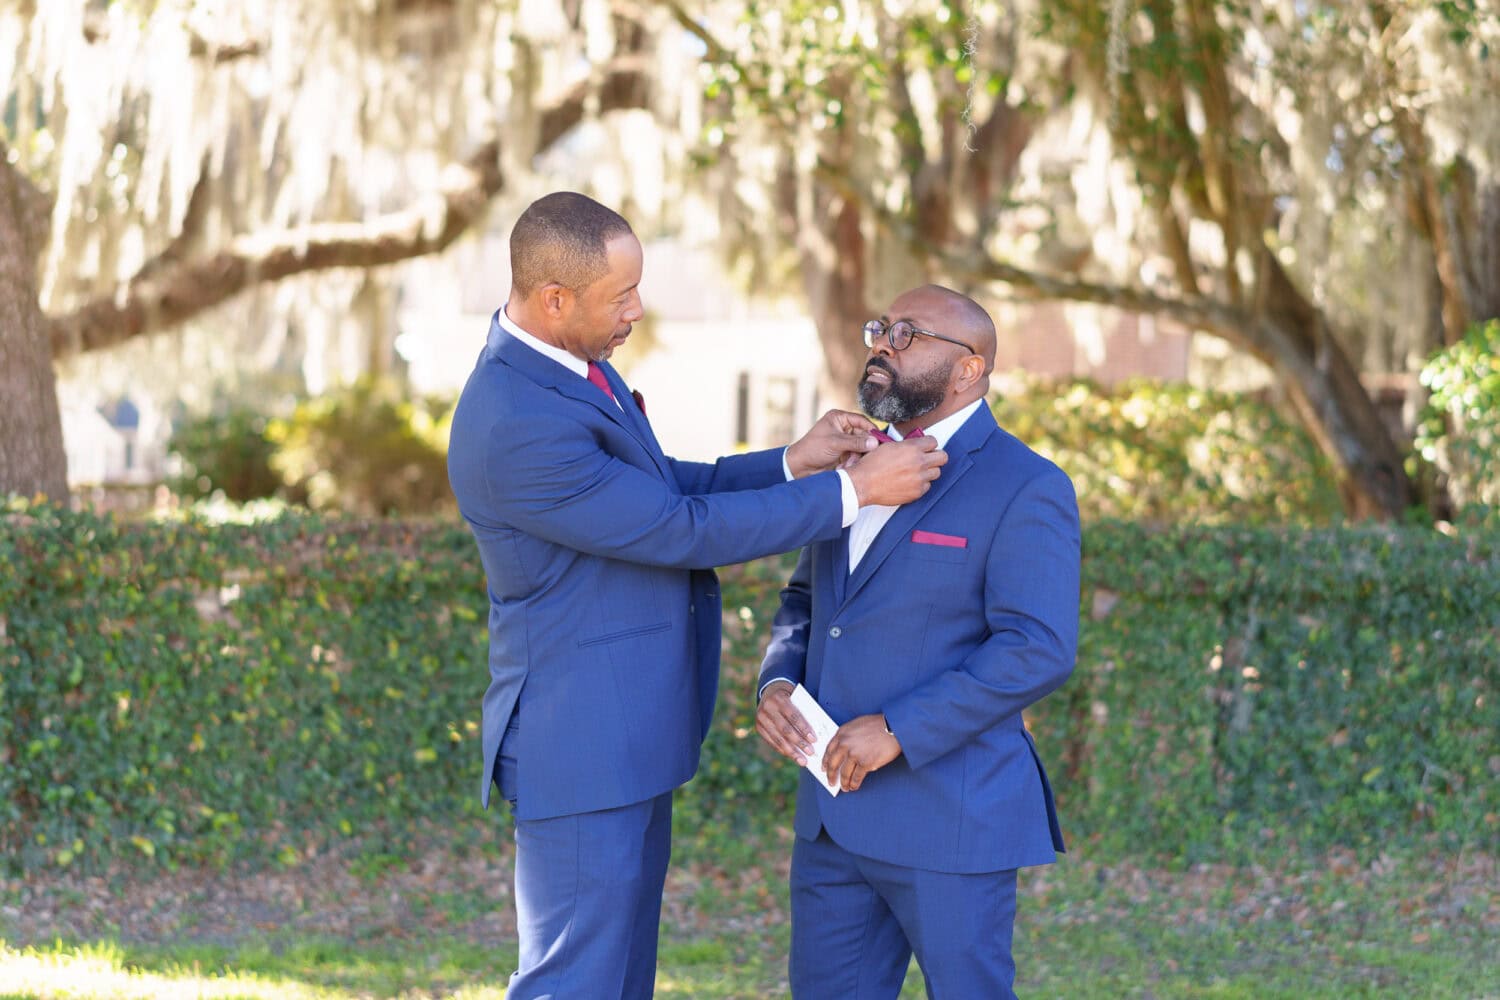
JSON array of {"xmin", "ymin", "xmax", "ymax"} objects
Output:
[{"xmin": 789, "ymin": 684, "xmax": 842, "ymax": 797}]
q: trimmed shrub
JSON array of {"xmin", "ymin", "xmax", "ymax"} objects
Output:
[
  {"xmin": 1034, "ymin": 522, "xmax": 1500, "ymax": 861},
  {"xmin": 2, "ymin": 505, "xmax": 1495, "ymax": 873},
  {"xmin": 166, "ymin": 381, "xmax": 455, "ymax": 517},
  {"xmin": 0, "ymin": 506, "xmax": 484, "ymax": 871}
]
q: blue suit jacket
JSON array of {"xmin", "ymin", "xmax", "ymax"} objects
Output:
[
  {"xmin": 448, "ymin": 315, "xmax": 848, "ymax": 819},
  {"xmin": 759, "ymin": 405, "xmax": 1080, "ymax": 874}
]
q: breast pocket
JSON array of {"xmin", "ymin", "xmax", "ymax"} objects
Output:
[{"xmin": 908, "ymin": 529, "xmax": 970, "ymax": 564}]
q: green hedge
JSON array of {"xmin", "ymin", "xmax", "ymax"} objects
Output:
[
  {"xmin": 2, "ymin": 504, "xmax": 1496, "ymax": 872},
  {"xmin": 1043, "ymin": 524, "xmax": 1499, "ymax": 861}
]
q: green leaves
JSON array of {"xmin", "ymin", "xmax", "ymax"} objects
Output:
[
  {"xmin": 991, "ymin": 377, "xmax": 1345, "ymax": 525},
  {"xmin": 2, "ymin": 506, "xmax": 1495, "ymax": 873},
  {"xmin": 167, "ymin": 379, "xmax": 457, "ymax": 517},
  {"xmin": 1044, "ymin": 520, "xmax": 1500, "ymax": 863},
  {"xmin": 1417, "ymin": 320, "xmax": 1500, "ymax": 520},
  {"xmin": 0, "ymin": 506, "xmax": 488, "ymax": 873}
]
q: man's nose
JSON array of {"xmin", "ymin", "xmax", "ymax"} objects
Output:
[{"xmin": 624, "ymin": 291, "xmax": 644, "ymax": 323}]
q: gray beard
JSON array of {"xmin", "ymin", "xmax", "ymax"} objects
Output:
[{"xmin": 858, "ymin": 367, "xmax": 948, "ymax": 425}]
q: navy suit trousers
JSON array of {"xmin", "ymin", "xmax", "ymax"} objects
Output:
[{"xmin": 789, "ymin": 830, "xmax": 1019, "ymax": 1000}]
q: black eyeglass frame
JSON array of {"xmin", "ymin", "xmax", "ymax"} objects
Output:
[{"xmin": 863, "ymin": 318, "xmax": 976, "ymax": 355}]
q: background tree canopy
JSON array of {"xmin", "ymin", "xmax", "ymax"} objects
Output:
[{"xmin": 2, "ymin": 1, "xmax": 1497, "ymax": 519}]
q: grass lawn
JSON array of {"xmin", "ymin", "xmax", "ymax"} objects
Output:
[{"xmin": 2, "ymin": 825, "xmax": 1495, "ymax": 999}]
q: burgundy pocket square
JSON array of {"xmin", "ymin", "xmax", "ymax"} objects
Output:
[
  {"xmin": 631, "ymin": 388, "xmax": 647, "ymax": 416},
  {"xmin": 911, "ymin": 530, "xmax": 967, "ymax": 548}
]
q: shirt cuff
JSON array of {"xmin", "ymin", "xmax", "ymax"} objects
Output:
[
  {"xmin": 758, "ymin": 677, "xmax": 796, "ymax": 702},
  {"xmin": 836, "ymin": 469, "xmax": 858, "ymax": 527}
]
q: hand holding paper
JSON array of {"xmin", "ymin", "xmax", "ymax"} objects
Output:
[
  {"xmin": 755, "ymin": 679, "xmax": 815, "ymax": 765},
  {"xmin": 754, "ymin": 682, "xmax": 854, "ymax": 796},
  {"xmin": 788, "ymin": 684, "xmax": 843, "ymax": 797}
]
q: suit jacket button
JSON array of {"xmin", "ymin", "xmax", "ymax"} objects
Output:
[
  {"xmin": 689, "ymin": 604, "xmax": 696, "ymax": 614},
  {"xmin": 828, "ymin": 626, "xmax": 842, "ymax": 638}
]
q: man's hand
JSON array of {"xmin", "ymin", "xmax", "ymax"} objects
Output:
[
  {"xmin": 785, "ymin": 410, "xmax": 879, "ymax": 478},
  {"xmin": 823, "ymin": 714, "xmax": 901, "ymax": 792},
  {"xmin": 755, "ymin": 680, "xmax": 816, "ymax": 766},
  {"xmin": 846, "ymin": 437, "xmax": 946, "ymax": 506}
]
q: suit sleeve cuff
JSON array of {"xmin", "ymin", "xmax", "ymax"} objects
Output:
[
  {"xmin": 783, "ymin": 450, "xmax": 854, "ymax": 526},
  {"xmin": 758, "ymin": 677, "xmax": 796, "ymax": 702},
  {"xmin": 880, "ymin": 703, "xmax": 941, "ymax": 769}
]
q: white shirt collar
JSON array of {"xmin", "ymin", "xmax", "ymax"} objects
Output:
[
  {"xmin": 885, "ymin": 398, "xmax": 984, "ymax": 449},
  {"xmin": 495, "ymin": 304, "xmax": 588, "ymax": 379}
]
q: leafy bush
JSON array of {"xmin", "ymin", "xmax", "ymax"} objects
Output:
[
  {"xmin": 0, "ymin": 504, "xmax": 484, "ymax": 872},
  {"xmin": 1037, "ymin": 521, "xmax": 1500, "ymax": 862},
  {"xmin": 2, "ymin": 504, "xmax": 1495, "ymax": 873},
  {"xmin": 167, "ymin": 407, "xmax": 284, "ymax": 503},
  {"xmin": 166, "ymin": 380, "xmax": 455, "ymax": 517},
  {"xmin": 267, "ymin": 380, "xmax": 455, "ymax": 517},
  {"xmin": 991, "ymin": 378, "xmax": 1344, "ymax": 524},
  {"xmin": 1418, "ymin": 320, "xmax": 1500, "ymax": 521}
]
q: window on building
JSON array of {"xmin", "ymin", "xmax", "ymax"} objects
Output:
[
  {"xmin": 764, "ymin": 376, "xmax": 797, "ymax": 447},
  {"xmin": 734, "ymin": 371, "xmax": 750, "ymax": 448}
]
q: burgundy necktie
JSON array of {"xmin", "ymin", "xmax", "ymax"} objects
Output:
[
  {"xmin": 586, "ymin": 361, "xmax": 616, "ymax": 401},
  {"xmin": 870, "ymin": 425, "xmax": 924, "ymax": 443}
]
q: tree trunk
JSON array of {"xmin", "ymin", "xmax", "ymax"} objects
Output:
[
  {"xmin": 1244, "ymin": 252, "xmax": 1414, "ymax": 518},
  {"xmin": 1447, "ymin": 161, "xmax": 1500, "ymax": 326},
  {"xmin": 0, "ymin": 156, "xmax": 68, "ymax": 501},
  {"xmin": 799, "ymin": 185, "xmax": 872, "ymax": 412}
]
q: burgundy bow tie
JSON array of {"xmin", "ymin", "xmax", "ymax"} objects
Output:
[{"xmin": 870, "ymin": 426, "xmax": 924, "ymax": 443}]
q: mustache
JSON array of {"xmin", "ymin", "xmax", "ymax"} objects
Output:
[{"xmin": 863, "ymin": 357, "xmax": 896, "ymax": 379}]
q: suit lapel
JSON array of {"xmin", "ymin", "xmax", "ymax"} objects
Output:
[
  {"xmin": 598, "ymin": 361, "xmax": 665, "ymax": 447},
  {"xmin": 594, "ymin": 360, "xmax": 673, "ymax": 478},
  {"xmin": 491, "ymin": 319, "xmax": 671, "ymax": 478},
  {"xmin": 840, "ymin": 407, "xmax": 998, "ymax": 610}
]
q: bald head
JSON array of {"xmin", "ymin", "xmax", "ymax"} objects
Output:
[
  {"xmin": 897, "ymin": 284, "xmax": 997, "ymax": 372},
  {"xmin": 510, "ymin": 192, "xmax": 634, "ymax": 296}
]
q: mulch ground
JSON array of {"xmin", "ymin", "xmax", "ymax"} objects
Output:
[{"xmin": 3, "ymin": 838, "xmax": 1496, "ymax": 954}]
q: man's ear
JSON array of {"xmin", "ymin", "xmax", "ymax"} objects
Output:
[
  {"xmin": 954, "ymin": 354, "xmax": 986, "ymax": 394},
  {"xmin": 539, "ymin": 283, "xmax": 573, "ymax": 318}
]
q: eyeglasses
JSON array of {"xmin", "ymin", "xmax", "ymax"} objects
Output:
[{"xmin": 863, "ymin": 318, "xmax": 975, "ymax": 355}]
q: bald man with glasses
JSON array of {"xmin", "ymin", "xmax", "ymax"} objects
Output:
[{"xmin": 756, "ymin": 284, "xmax": 1081, "ymax": 999}]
